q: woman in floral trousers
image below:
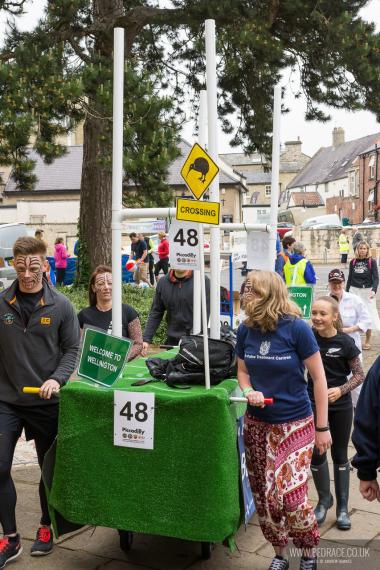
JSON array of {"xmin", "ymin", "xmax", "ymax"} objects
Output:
[{"xmin": 236, "ymin": 271, "xmax": 331, "ymax": 570}]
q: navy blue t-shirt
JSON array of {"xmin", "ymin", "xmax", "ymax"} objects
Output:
[{"xmin": 236, "ymin": 317, "xmax": 319, "ymax": 423}]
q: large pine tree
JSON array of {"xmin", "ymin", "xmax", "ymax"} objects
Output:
[{"xmin": 1, "ymin": 1, "xmax": 380, "ymax": 276}]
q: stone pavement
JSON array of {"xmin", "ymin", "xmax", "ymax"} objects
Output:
[{"xmin": 10, "ymin": 336, "xmax": 380, "ymax": 569}]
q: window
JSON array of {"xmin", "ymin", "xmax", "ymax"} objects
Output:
[
  {"xmin": 349, "ymin": 171, "xmax": 356, "ymax": 196},
  {"xmin": 339, "ymin": 189, "xmax": 344, "ymax": 198},
  {"xmin": 30, "ymin": 215, "xmax": 46, "ymax": 224},
  {"xmin": 250, "ymin": 192, "xmax": 259, "ymax": 205},
  {"xmin": 265, "ymin": 185, "xmax": 271, "ymax": 197},
  {"xmin": 222, "ymin": 215, "xmax": 233, "ymax": 223},
  {"xmin": 369, "ymin": 155, "xmax": 375, "ymax": 179}
]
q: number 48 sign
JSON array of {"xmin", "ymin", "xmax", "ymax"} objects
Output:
[
  {"xmin": 114, "ymin": 391, "xmax": 155, "ymax": 450},
  {"xmin": 169, "ymin": 219, "xmax": 200, "ymax": 270}
]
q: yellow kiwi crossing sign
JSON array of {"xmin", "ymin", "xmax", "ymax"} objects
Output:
[{"xmin": 180, "ymin": 142, "xmax": 219, "ymax": 200}]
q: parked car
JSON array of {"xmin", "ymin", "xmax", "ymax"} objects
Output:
[
  {"xmin": 301, "ymin": 214, "xmax": 342, "ymax": 230},
  {"xmin": 277, "ymin": 223, "xmax": 294, "ymax": 239},
  {"xmin": 0, "ymin": 223, "xmax": 30, "ymax": 291}
]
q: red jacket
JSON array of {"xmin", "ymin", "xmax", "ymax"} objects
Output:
[{"xmin": 158, "ymin": 238, "xmax": 169, "ymax": 260}]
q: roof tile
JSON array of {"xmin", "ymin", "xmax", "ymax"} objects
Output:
[
  {"xmin": 5, "ymin": 139, "xmax": 243, "ymax": 193},
  {"xmin": 290, "ymin": 191, "xmax": 324, "ymax": 207},
  {"xmin": 288, "ymin": 132, "xmax": 380, "ymax": 189}
]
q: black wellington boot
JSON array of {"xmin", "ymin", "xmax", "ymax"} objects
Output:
[
  {"xmin": 311, "ymin": 460, "xmax": 333, "ymax": 525},
  {"xmin": 334, "ymin": 462, "xmax": 351, "ymax": 530}
]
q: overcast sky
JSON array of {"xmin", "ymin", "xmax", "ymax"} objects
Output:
[{"xmin": 1, "ymin": 0, "xmax": 380, "ymax": 156}]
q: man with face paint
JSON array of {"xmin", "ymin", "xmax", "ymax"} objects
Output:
[{"xmin": 0, "ymin": 237, "xmax": 80, "ymax": 566}]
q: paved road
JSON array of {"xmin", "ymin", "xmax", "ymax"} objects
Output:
[{"xmin": 220, "ymin": 262, "xmax": 380, "ymax": 298}]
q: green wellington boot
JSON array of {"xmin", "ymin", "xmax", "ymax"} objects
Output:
[
  {"xmin": 334, "ymin": 462, "xmax": 351, "ymax": 530},
  {"xmin": 311, "ymin": 459, "xmax": 333, "ymax": 525}
]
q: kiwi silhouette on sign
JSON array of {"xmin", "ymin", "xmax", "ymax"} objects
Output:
[{"xmin": 180, "ymin": 142, "xmax": 219, "ymax": 200}]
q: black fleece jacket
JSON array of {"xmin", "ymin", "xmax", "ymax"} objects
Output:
[
  {"xmin": 143, "ymin": 270, "xmax": 210, "ymax": 343},
  {"xmin": 0, "ymin": 279, "xmax": 80, "ymax": 406},
  {"xmin": 352, "ymin": 356, "xmax": 380, "ymax": 480}
]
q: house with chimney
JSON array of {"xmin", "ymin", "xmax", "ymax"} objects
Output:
[
  {"xmin": 283, "ymin": 128, "xmax": 380, "ymax": 224},
  {"xmin": 220, "ymin": 139, "xmax": 310, "ymax": 222},
  {"xmin": 357, "ymin": 142, "xmax": 380, "ymax": 222},
  {"xmin": 1, "ymin": 139, "xmax": 247, "ymax": 250}
]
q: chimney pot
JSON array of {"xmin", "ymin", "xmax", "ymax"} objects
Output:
[{"xmin": 333, "ymin": 127, "xmax": 345, "ymax": 147}]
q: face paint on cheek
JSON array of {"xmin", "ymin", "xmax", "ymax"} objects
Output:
[
  {"xmin": 15, "ymin": 255, "xmax": 43, "ymax": 288},
  {"xmin": 19, "ymin": 272, "xmax": 42, "ymax": 287},
  {"xmin": 95, "ymin": 273, "xmax": 112, "ymax": 291}
]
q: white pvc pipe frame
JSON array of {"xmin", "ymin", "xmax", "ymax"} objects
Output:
[
  {"xmin": 205, "ymin": 19, "xmax": 220, "ymax": 340},
  {"xmin": 111, "ymin": 28, "xmax": 124, "ymax": 337},
  {"xmin": 110, "ymin": 26, "xmax": 280, "ymax": 395},
  {"xmin": 192, "ymin": 90, "xmax": 207, "ymax": 336}
]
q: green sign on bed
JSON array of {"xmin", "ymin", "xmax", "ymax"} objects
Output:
[{"xmin": 78, "ymin": 328, "xmax": 132, "ymax": 387}]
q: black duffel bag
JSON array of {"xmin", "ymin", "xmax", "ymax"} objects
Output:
[{"xmin": 165, "ymin": 334, "xmax": 237, "ymax": 387}]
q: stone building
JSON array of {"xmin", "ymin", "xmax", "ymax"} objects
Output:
[
  {"xmin": 286, "ymin": 128, "xmax": 380, "ymax": 224},
  {"xmin": 220, "ymin": 139, "xmax": 310, "ymax": 223},
  {"xmin": 357, "ymin": 142, "xmax": 380, "ymax": 222},
  {"xmin": 1, "ymin": 139, "xmax": 247, "ymax": 248}
]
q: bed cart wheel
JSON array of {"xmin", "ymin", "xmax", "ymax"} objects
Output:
[
  {"xmin": 118, "ymin": 530, "xmax": 133, "ymax": 552},
  {"xmin": 201, "ymin": 541, "xmax": 212, "ymax": 560}
]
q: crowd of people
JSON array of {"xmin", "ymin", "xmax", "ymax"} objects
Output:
[
  {"xmin": 129, "ymin": 232, "xmax": 170, "ymax": 287},
  {"xmin": 0, "ymin": 233, "xmax": 207, "ymax": 567},
  {"xmin": 34, "ymin": 229, "xmax": 171, "ymax": 290},
  {"xmin": 238, "ymin": 259, "xmax": 380, "ymax": 570},
  {"xmin": 0, "ymin": 232, "xmax": 380, "ymax": 570}
]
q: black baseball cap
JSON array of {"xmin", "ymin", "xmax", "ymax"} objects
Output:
[{"xmin": 328, "ymin": 269, "xmax": 345, "ymax": 282}]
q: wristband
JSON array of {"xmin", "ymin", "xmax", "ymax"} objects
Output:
[
  {"xmin": 242, "ymin": 387, "xmax": 254, "ymax": 396},
  {"xmin": 315, "ymin": 425, "xmax": 330, "ymax": 432}
]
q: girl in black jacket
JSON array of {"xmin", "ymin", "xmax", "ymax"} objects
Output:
[{"xmin": 346, "ymin": 240, "xmax": 380, "ymax": 349}]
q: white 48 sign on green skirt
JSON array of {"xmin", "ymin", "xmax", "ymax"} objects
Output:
[
  {"xmin": 169, "ymin": 219, "xmax": 201, "ymax": 270},
  {"xmin": 114, "ymin": 391, "xmax": 155, "ymax": 450}
]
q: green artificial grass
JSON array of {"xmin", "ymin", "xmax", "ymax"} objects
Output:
[{"xmin": 48, "ymin": 352, "xmax": 243, "ymax": 544}]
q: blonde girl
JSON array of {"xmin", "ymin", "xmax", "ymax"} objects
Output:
[
  {"xmin": 346, "ymin": 240, "xmax": 380, "ymax": 349},
  {"xmin": 237, "ymin": 271, "xmax": 331, "ymax": 570}
]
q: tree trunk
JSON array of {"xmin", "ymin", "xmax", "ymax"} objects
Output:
[
  {"xmin": 79, "ymin": 112, "xmax": 112, "ymax": 271},
  {"xmin": 78, "ymin": 0, "xmax": 124, "ymax": 278}
]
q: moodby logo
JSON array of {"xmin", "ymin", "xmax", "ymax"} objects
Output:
[{"xmin": 259, "ymin": 341, "xmax": 270, "ymax": 356}]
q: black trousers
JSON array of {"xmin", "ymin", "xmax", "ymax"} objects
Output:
[
  {"xmin": 56, "ymin": 267, "xmax": 66, "ymax": 285},
  {"xmin": 312, "ymin": 406, "xmax": 353, "ymax": 466},
  {"xmin": 154, "ymin": 258, "xmax": 169, "ymax": 276},
  {"xmin": 148, "ymin": 254, "xmax": 155, "ymax": 286},
  {"xmin": 0, "ymin": 402, "xmax": 58, "ymax": 535}
]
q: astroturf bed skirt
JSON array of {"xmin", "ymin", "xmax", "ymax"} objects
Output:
[{"xmin": 47, "ymin": 354, "xmax": 243, "ymax": 543}]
